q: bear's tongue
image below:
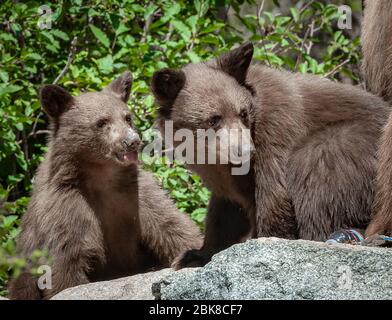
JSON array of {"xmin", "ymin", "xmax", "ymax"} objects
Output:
[{"xmin": 123, "ymin": 151, "xmax": 138, "ymax": 164}]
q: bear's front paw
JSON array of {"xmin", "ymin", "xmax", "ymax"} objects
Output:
[
  {"xmin": 171, "ymin": 249, "xmax": 211, "ymax": 270},
  {"xmin": 366, "ymin": 221, "xmax": 392, "ymax": 238},
  {"xmin": 364, "ymin": 233, "xmax": 392, "ymax": 247}
]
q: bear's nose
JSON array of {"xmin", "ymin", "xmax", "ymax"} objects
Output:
[{"xmin": 122, "ymin": 130, "xmax": 140, "ymax": 150}]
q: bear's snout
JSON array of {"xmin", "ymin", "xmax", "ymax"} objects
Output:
[{"xmin": 121, "ymin": 130, "xmax": 141, "ymax": 151}]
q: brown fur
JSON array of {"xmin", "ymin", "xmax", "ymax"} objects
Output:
[
  {"xmin": 152, "ymin": 42, "xmax": 390, "ymax": 268},
  {"xmin": 8, "ymin": 72, "xmax": 202, "ymax": 299},
  {"xmin": 362, "ymin": 0, "xmax": 392, "ymax": 104},
  {"xmin": 363, "ymin": 1, "xmax": 392, "ymax": 236}
]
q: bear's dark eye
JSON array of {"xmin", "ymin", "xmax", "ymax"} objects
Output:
[
  {"xmin": 240, "ymin": 109, "xmax": 248, "ymax": 121},
  {"xmin": 125, "ymin": 114, "xmax": 132, "ymax": 124},
  {"xmin": 208, "ymin": 115, "xmax": 221, "ymax": 128},
  {"xmin": 97, "ymin": 119, "xmax": 109, "ymax": 128}
]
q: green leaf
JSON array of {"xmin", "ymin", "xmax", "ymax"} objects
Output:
[
  {"xmin": 191, "ymin": 208, "xmax": 206, "ymax": 223},
  {"xmin": 187, "ymin": 51, "xmax": 200, "ymax": 63},
  {"xmin": 89, "ymin": 25, "xmax": 110, "ymax": 48},
  {"xmin": 164, "ymin": 2, "xmax": 181, "ymax": 18},
  {"xmin": 290, "ymin": 7, "xmax": 299, "ymax": 22},
  {"xmin": 115, "ymin": 23, "xmax": 130, "ymax": 36},
  {"xmin": 299, "ymin": 62, "xmax": 308, "ymax": 74},
  {"xmin": 144, "ymin": 5, "xmax": 157, "ymax": 21},
  {"xmin": 1, "ymin": 216, "xmax": 18, "ymax": 229},
  {"xmin": 24, "ymin": 52, "xmax": 42, "ymax": 60},
  {"xmin": 95, "ymin": 55, "xmax": 113, "ymax": 74},
  {"xmin": 172, "ymin": 20, "xmax": 191, "ymax": 41},
  {"xmin": 186, "ymin": 15, "xmax": 198, "ymax": 34},
  {"xmin": 51, "ymin": 29, "xmax": 70, "ymax": 41},
  {"xmin": 0, "ymin": 85, "xmax": 23, "ymax": 97},
  {"xmin": 0, "ymin": 71, "xmax": 9, "ymax": 83}
]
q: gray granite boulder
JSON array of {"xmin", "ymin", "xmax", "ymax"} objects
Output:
[
  {"xmin": 52, "ymin": 268, "xmax": 176, "ymax": 300},
  {"xmin": 153, "ymin": 238, "xmax": 392, "ymax": 300}
]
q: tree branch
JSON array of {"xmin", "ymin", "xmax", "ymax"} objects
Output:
[
  {"xmin": 53, "ymin": 36, "xmax": 78, "ymax": 85},
  {"xmin": 323, "ymin": 59, "xmax": 350, "ymax": 79},
  {"xmin": 30, "ymin": 36, "xmax": 78, "ymax": 141}
]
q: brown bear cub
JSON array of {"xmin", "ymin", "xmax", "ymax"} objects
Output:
[
  {"xmin": 362, "ymin": 0, "xmax": 392, "ymax": 237},
  {"xmin": 8, "ymin": 72, "xmax": 202, "ymax": 299},
  {"xmin": 151, "ymin": 42, "xmax": 390, "ymax": 268}
]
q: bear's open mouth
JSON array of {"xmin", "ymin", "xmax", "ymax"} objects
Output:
[{"xmin": 115, "ymin": 150, "xmax": 139, "ymax": 165}]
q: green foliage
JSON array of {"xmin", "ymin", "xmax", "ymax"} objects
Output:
[
  {"xmin": 143, "ymin": 155, "xmax": 211, "ymax": 229},
  {"xmin": 0, "ymin": 0, "xmax": 362, "ymax": 295}
]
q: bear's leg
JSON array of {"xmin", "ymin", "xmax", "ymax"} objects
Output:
[
  {"xmin": 7, "ymin": 272, "xmax": 42, "ymax": 300},
  {"xmin": 366, "ymin": 214, "xmax": 392, "ymax": 237},
  {"xmin": 41, "ymin": 256, "xmax": 92, "ymax": 299},
  {"xmin": 366, "ymin": 115, "xmax": 392, "ymax": 237},
  {"xmin": 287, "ymin": 122, "xmax": 377, "ymax": 241},
  {"xmin": 138, "ymin": 171, "xmax": 203, "ymax": 268},
  {"xmin": 172, "ymin": 195, "xmax": 252, "ymax": 269},
  {"xmin": 9, "ymin": 189, "xmax": 105, "ymax": 299},
  {"xmin": 8, "ymin": 252, "xmax": 97, "ymax": 300}
]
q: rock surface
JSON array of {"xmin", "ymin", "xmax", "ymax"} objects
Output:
[
  {"xmin": 153, "ymin": 238, "xmax": 392, "ymax": 300},
  {"xmin": 0, "ymin": 296, "xmax": 9, "ymax": 300},
  {"xmin": 52, "ymin": 268, "xmax": 177, "ymax": 300},
  {"xmin": 51, "ymin": 237, "xmax": 392, "ymax": 300}
]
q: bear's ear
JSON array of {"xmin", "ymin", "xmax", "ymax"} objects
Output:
[
  {"xmin": 151, "ymin": 68, "xmax": 186, "ymax": 113},
  {"xmin": 104, "ymin": 71, "xmax": 133, "ymax": 103},
  {"xmin": 40, "ymin": 85, "xmax": 74, "ymax": 118},
  {"xmin": 213, "ymin": 42, "xmax": 253, "ymax": 86}
]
